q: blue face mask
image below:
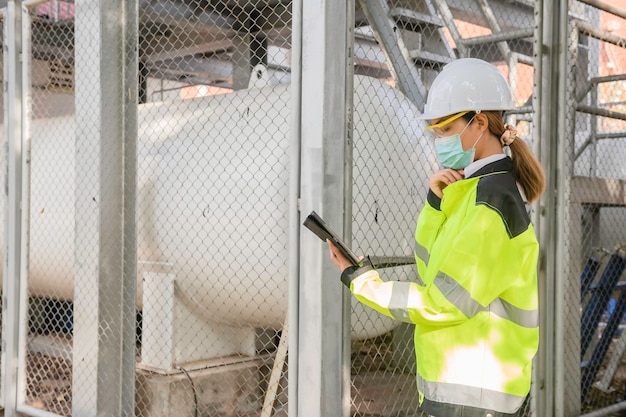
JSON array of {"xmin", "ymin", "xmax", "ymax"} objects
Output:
[{"xmin": 434, "ymin": 118, "xmax": 484, "ymax": 169}]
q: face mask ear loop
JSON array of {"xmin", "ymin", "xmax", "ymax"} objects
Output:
[
  {"xmin": 470, "ymin": 132, "xmax": 484, "ymax": 149},
  {"xmin": 466, "ymin": 110, "xmax": 484, "ymax": 149},
  {"xmin": 458, "ymin": 115, "xmax": 483, "ymax": 151}
]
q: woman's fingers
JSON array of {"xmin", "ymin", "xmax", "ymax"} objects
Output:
[
  {"xmin": 327, "ymin": 240, "xmax": 355, "ymax": 272},
  {"xmin": 438, "ymin": 169, "xmax": 464, "ymax": 183},
  {"xmin": 429, "ymin": 169, "xmax": 464, "ymax": 197}
]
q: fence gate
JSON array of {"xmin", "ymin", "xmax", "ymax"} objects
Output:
[{"xmin": 563, "ymin": 1, "xmax": 626, "ymax": 416}]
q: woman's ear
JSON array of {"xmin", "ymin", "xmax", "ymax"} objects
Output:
[{"xmin": 474, "ymin": 112, "xmax": 489, "ymax": 132}]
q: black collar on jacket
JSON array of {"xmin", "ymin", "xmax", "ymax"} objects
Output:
[{"xmin": 467, "ymin": 156, "xmax": 513, "ymax": 179}]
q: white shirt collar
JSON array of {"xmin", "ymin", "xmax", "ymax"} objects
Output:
[{"xmin": 464, "ymin": 153, "xmax": 507, "ymax": 178}]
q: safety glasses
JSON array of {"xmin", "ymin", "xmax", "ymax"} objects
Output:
[{"xmin": 425, "ymin": 111, "xmax": 470, "ymax": 139}]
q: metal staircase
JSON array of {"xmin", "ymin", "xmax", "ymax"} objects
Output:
[{"xmin": 357, "ymin": 0, "xmax": 536, "ymax": 112}]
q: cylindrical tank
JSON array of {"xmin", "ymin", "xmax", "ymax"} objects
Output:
[{"xmin": 26, "ymin": 75, "xmax": 436, "ymax": 340}]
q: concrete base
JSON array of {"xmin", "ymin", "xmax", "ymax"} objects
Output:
[
  {"xmin": 26, "ymin": 335, "xmax": 423, "ymax": 417},
  {"xmin": 136, "ymin": 357, "xmax": 264, "ymax": 417}
]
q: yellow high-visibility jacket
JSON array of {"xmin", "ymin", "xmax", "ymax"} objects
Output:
[{"xmin": 341, "ymin": 157, "xmax": 539, "ymax": 417}]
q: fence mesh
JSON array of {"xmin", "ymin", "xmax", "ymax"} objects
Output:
[
  {"xmin": 350, "ymin": 0, "xmax": 536, "ymax": 416},
  {"xmin": 137, "ymin": 2, "xmax": 293, "ymax": 417},
  {"xmin": 135, "ymin": 4, "xmax": 293, "ymax": 417},
  {"xmin": 568, "ymin": 1, "xmax": 626, "ymax": 414},
  {"xmin": 21, "ymin": 1, "xmax": 294, "ymax": 416},
  {"xmin": 24, "ymin": 3, "xmax": 75, "ymax": 415}
]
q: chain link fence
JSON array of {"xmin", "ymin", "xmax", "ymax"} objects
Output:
[
  {"xmin": 0, "ymin": 0, "xmax": 624, "ymax": 417},
  {"xmin": 567, "ymin": 1, "xmax": 626, "ymax": 415},
  {"xmin": 24, "ymin": 3, "xmax": 75, "ymax": 414},
  {"xmin": 134, "ymin": 3, "xmax": 293, "ymax": 417},
  {"xmin": 16, "ymin": 1, "xmax": 296, "ymax": 416},
  {"xmin": 350, "ymin": 1, "xmax": 536, "ymax": 416}
]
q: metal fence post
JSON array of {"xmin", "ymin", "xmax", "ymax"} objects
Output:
[
  {"xmin": 289, "ymin": 2, "xmax": 303, "ymax": 417},
  {"xmin": 534, "ymin": 0, "xmax": 571, "ymax": 416},
  {"xmin": 1, "ymin": 3, "xmax": 25, "ymax": 416},
  {"xmin": 72, "ymin": 1, "xmax": 138, "ymax": 416},
  {"xmin": 298, "ymin": 1, "xmax": 352, "ymax": 416}
]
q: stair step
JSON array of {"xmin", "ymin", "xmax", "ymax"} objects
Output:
[
  {"xmin": 407, "ymin": 49, "xmax": 454, "ymax": 69},
  {"xmin": 390, "ymin": 7, "xmax": 443, "ymax": 32}
]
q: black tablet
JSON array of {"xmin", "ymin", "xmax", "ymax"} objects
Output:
[{"xmin": 303, "ymin": 211, "xmax": 361, "ymax": 266}]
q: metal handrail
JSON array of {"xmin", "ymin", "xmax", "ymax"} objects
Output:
[{"xmin": 578, "ymin": 0, "xmax": 626, "ymax": 20}]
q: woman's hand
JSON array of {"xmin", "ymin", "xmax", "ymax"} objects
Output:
[
  {"xmin": 429, "ymin": 168, "xmax": 464, "ymax": 198},
  {"xmin": 327, "ymin": 240, "xmax": 356, "ymax": 272}
]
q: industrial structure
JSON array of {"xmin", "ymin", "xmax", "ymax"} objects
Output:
[{"xmin": 0, "ymin": 0, "xmax": 624, "ymax": 416}]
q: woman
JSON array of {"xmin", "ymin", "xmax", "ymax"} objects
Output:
[{"xmin": 328, "ymin": 58, "xmax": 546, "ymax": 417}]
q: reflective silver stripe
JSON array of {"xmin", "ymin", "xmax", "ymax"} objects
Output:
[
  {"xmin": 414, "ymin": 269, "xmax": 425, "ymax": 287},
  {"xmin": 416, "ymin": 374, "xmax": 525, "ymax": 414},
  {"xmin": 433, "ymin": 272, "xmax": 538, "ymax": 328},
  {"xmin": 388, "ymin": 282, "xmax": 411, "ymax": 322},
  {"xmin": 414, "ymin": 241, "xmax": 430, "ymax": 265},
  {"xmin": 490, "ymin": 298, "xmax": 538, "ymax": 328},
  {"xmin": 434, "ymin": 273, "xmax": 484, "ymax": 318}
]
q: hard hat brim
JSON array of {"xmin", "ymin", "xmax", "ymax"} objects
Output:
[{"xmin": 416, "ymin": 104, "xmax": 514, "ymax": 121}]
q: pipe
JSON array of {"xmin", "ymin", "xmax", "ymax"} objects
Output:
[
  {"xmin": 459, "ymin": 28, "xmax": 535, "ymax": 46},
  {"xmin": 577, "ymin": 74, "xmax": 626, "ymax": 103},
  {"xmin": 577, "ymin": 104, "xmax": 626, "ymax": 122},
  {"xmin": 430, "ymin": 0, "xmax": 468, "ymax": 56},
  {"xmin": 576, "ymin": 20, "xmax": 626, "ymax": 48},
  {"xmin": 578, "ymin": 0, "xmax": 626, "ymax": 20},
  {"xmin": 591, "ymin": 73, "xmax": 626, "ymax": 84},
  {"xmin": 506, "ymin": 105, "xmax": 534, "ymax": 115},
  {"xmin": 475, "ymin": 0, "xmax": 511, "ymax": 62},
  {"xmin": 358, "ymin": 0, "xmax": 425, "ymax": 109},
  {"xmin": 17, "ymin": 404, "xmax": 64, "ymax": 417},
  {"xmin": 260, "ymin": 317, "xmax": 288, "ymax": 417},
  {"xmin": 579, "ymin": 400, "xmax": 626, "ymax": 417},
  {"xmin": 596, "ymin": 131, "xmax": 626, "ymax": 139}
]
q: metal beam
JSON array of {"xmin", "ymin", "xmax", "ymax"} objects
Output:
[
  {"xmin": 1, "ymin": 3, "xmax": 26, "ymax": 415},
  {"xmin": 72, "ymin": 0, "xmax": 138, "ymax": 416},
  {"xmin": 571, "ymin": 177, "xmax": 626, "ymax": 206},
  {"xmin": 298, "ymin": 1, "xmax": 352, "ymax": 416},
  {"xmin": 577, "ymin": 20, "xmax": 626, "ymax": 48},
  {"xmin": 141, "ymin": 37, "xmax": 233, "ymax": 63},
  {"xmin": 576, "ymin": 74, "xmax": 626, "ymax": 103},
  {"xmin": 533, "ymin": 0, "xmax": 572, "ymax": 415},
  {"xmin": 578, "ymin": 0, "xmax": 626, "ymax": 20},
  {"xmin": 460, "ymin": 27, "xmax": 534, "ymax": 46},
  {"xmin": 447, "ymin": 0, "xmax": 535, "ymax": 29},
  {"xmin": 577, "ymin": 104, "xmax": 626, "ymax": 122},
  {"xmin": 358, "ymin": 0, "xmax": 425, "ymax": 109}
]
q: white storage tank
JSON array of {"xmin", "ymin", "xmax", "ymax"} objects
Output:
[{"xmin": 23, "ymin": 75, "xmax": 435, "ymax": 361}]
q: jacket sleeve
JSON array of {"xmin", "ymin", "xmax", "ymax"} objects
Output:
[
  {"xmin": 341, "ymin": 259, "xmax": 469, "ymax": 326},
  {"xmin": 341, "ymin": 192, "xmax": 536, "ymax": 326}
]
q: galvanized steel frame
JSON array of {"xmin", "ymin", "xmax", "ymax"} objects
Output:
[
  {"xmin": 296, "ymin": 1, "xmax": 353, "ymax": 417},
  {"xmin": 71, "ymin": 1, "xmax": 138, "ymax": 416},
  {"xmin": 533, "ymin": 0, "xmax": 569, "ymax": 416},
  {"xmin": 1, "ymin": 3, "xmax": 28, "ymax": 416}
]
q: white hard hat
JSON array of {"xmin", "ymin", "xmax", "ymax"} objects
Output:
[{"xmin": 417, "ymin": 58, "xmax": 515, "ymax": 120}]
